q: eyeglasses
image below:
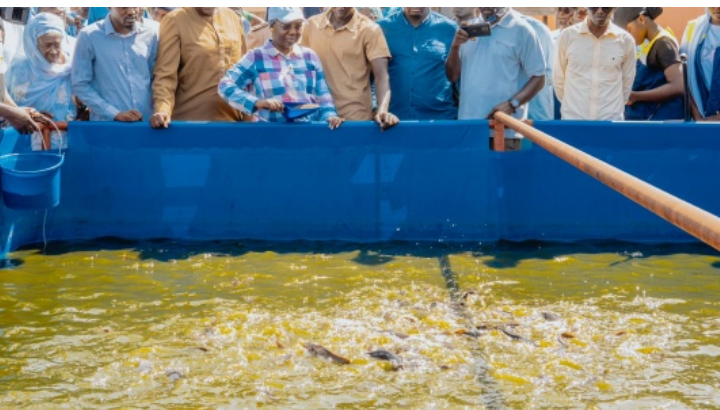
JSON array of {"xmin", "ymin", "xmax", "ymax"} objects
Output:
[
  {"xmin": 278, "ymin": 22, "xmax": 304, "ymax": 31},
  {"xmin": 588, "ymin": 7, "xmax": 614, "ymax": 13},
  {"xmin": 557, "ymin": 7, "xmax": 574, "ymax": 14}
]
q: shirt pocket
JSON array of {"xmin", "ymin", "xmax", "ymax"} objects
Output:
[
  {"xmin": 129, "ymin": 41, "xmax": 151, "ymax": 76},
  {"xmin": 417, "ymin": 39, "xmax": 447, "ymax": 60},
  {"xmin": 493, "ymin": 38, "xmax": 520, "ymax": 74},
  {"xmin": 601, "ymin": 50, "xmax": 624, "ymax": 80},
  {"xmin": 566, "ymin": 43, "xmax": 592, "ymax": 73},
  {"xmin": 221, "ymin": 31, "xmax": 242, "ymax": 65},
  {"xmin": 340, "ymin": 44, "xmax": 368, "ymax": 89}
]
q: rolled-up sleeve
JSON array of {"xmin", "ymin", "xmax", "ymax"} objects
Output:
[
  {"xmin": 71, "ymin": 31, "xmax": 120, "ymax": 120},
  {"xmin": 152, "ymin": 14, "xmax": 181, "ymax": 116},
  {"xmin": 218, "ymin": 53, "xmax": 259, "ymax": 115}
]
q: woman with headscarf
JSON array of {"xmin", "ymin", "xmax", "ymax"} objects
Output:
[
  {"xmin": 681, "ymin": 8, "xmax": 720, "ymax": 121},
  {"xmin": 615, "ymin": 7, "xmax": 684, "ymax": 120},
  {"xmin": 6, "ymin": 13, "xmax": 75, "ymax": 149}
]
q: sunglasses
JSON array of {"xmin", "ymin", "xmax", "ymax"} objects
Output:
[
  {"xmin": 588, "ymin": 7, "xmax": 614, "ymax": 13},
  {"xmin": 557, "ymin": 7, "xmax": 574, "ymax": 14}
]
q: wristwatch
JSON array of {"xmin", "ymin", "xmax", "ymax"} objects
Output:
[{"xmin": 509, "ymin": 98, "xmax": 521, "ymax": 113}]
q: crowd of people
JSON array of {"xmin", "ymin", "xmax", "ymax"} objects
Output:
[{"xmin": 0, "ymin": 7, "xmax": 719, "ymax": 148}]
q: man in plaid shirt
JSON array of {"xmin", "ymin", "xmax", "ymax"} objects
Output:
[{"xmin": 218, "ymin": 7, "xmax": 343, "ymax": 128}]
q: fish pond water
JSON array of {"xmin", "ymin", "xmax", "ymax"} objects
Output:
[{"xmin": 1, "ymin": 239, "xmax": 720, "ymax": 409}]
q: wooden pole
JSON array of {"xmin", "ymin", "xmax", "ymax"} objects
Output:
[{"xmin": 493, "ymin": 111, "xmax": 720, "ymax": 252}]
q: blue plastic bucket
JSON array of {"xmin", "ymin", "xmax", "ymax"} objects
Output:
[{"xmin": 0, "ymin": 153, "xmax": 64, "ymax": 210}]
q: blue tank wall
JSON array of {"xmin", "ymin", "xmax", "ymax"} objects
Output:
[{"xmin": 0, "ymin": 120, "xmax": 719, "ymax": 250}]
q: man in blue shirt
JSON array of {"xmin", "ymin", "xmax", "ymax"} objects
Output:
[
  {"xmin": 71, "ymin": 7, "xmax": 158, "ymax": 122},
  {"xmin": 379, "ymin": 8, "xmax": 458, "ymax": 120},
  {"xmin": 446, "ymin": 7, "xmax": 545, "ymax": 145},
  {"xmin": 521, "ymin": 15, "xmax": 554, "ymax": 121}
]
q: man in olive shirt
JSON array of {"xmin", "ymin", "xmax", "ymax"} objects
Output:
[
  {"xmin": 150, "ymin": 7, "xmax": 247, "ymax": 128},
  {"xmin": 301, "ymin": 7, "xmax": 398, "ymax": 129}
]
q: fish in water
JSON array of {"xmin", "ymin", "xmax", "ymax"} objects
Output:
[
  {"xmin": 165, "ymin": 370, "xmax": 185, "ymax": 382},
  {"xmin": 541, "ymin": 312, "xmax": 560, "ymax": 322},
  {"xmin": 556, "ymin": 334, "xmax": 569, "ymax": 347},
  {"xmin": 366, "ymin": 349, "xmax": 403, "ymax": 370},
  {"xmin": 304, "ymin": 343, "xmax": 350, "ymax": 365},
  {"xmin": 461, "ymin": 290, "xmax": 478, "ymax": 300},
  {"xmin": 379, "ymin": 329, "xmax": 410, "ymax": 340},
  {"xmin": 500, "ymin": 327, "xmax": 534, "ymax": 344},
  {"xmin": 367, "ymin": 349, "xmax": 401, "ymax": 363},
  {"xmin": 454, "ymin": 329, "xmax": 484, "ymax": 338},
  {"xmin": 387, "ymin": 330, "xmax": 409, "ymax": 340},
  {"xmin": 477, "ymin": 322, "xmax": 520, "ymax": 330}
]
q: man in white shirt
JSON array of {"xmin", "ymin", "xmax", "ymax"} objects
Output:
[{"xmin": 554, "ymin": 7, "xmax": 636, "ymax": 121}]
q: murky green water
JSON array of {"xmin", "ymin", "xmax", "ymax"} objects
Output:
[{"xmin": 1, "ymin": 239, "xmax": 720, "ymax": 409}]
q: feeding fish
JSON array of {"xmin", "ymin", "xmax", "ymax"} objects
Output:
[
  {"xmin": 367, "ymin": 349, "xmax": 402, "ymax": 363},
  {"xmin": 542, "ymin": 312, "xmax": 560, "ymax": 321},
  {"xmin": 304, "ymin": 343, "xmax": 351, "ymax": 365},
  {"xmin": 165, "ymin": 370, "xmax": 185, "ymax": 382},
  {"xmin": 454, "ymin": 329, "xmax": 484, "ymax": 338},
  {"xmin": 500, "ymin": 327, "xmax": 534, "ymax": 344}
]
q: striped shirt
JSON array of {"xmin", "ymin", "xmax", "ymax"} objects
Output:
[{"xmin": 218, "ymin": 40, "xmax": 337, "ymax": 122}]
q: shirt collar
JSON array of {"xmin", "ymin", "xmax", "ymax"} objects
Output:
[
  {"xmin": 189, "ymin": 6, "xmax": 216, "ymax": 22},
  {"xmin": 102, "ymin": 18, "xmax": 146, "ymax": 36},
  {"xmin": 476, "ymin": 8, "xmax": 515, "ymax": 29},
  {"xmin": 578, "ymin": 18, "xmax": 621, "ymax": 37},
  {"xmin": 401, "ymin": 10, "xmax": 432, "ymax": 28},
  {"xmin": 264, "ymin": 39, "xmax": 302, "ymax": 58},
  {"xmin": 318, "ymin": 9, "xmax": 361, "ymax": 33},
  {"xmin": 495, "ymin": 8, "xmax": 516, "ymax": 28}
]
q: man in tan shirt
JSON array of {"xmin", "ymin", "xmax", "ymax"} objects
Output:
[
  {"xmin": 554, "ymin": 7, "xmax": 636, "ymax": 121},
  {"xmin": 302, "ymin": 7, "xmax": 398, "ymax": 129},
  {"xmin": 150, "ymin": 7, "xmax": 247, "ymax": 128}
]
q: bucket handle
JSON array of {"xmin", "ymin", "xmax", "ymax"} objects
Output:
[{"xmin": 38, "ymin": 120, "xmax": 67, "ymax": 156}]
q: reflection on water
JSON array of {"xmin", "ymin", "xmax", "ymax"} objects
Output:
[{"xmin": 1, "ymin": 239, "xmax": 720, "ymax": 409}]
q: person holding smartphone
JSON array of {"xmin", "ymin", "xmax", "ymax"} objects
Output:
[{"xmin": 446, "ymin": 7, "xmax": 545, "ymax": 149}]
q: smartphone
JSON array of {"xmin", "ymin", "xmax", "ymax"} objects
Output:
[{"xmin": 461, "ymin": 22, "xmax": 492, "ymax": 38}]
